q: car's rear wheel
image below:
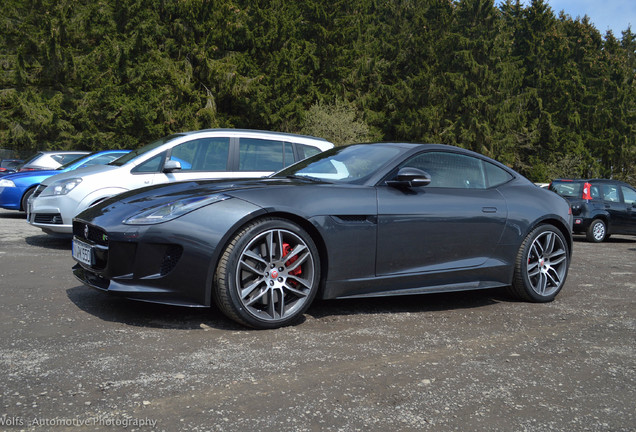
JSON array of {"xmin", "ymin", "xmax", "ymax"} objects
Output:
[
  {"xmin": 586, "ymin": 219, "xmax": 607, "ymax": 242},
  {"xmin": 510, "ymin": 225, "xmax": 569, "ymax": 302},
  {"xmin": 214, "ymin": 218, "xmax": 320, "ymax": 329}
]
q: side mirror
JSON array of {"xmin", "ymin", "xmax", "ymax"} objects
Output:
[
  {"xmin": 387, "ymin": 167, "xmax": 431, "ymax": 189},
  {"xmin": 163, "ymin": 159, "xmax": 182, "ymax": 173}
]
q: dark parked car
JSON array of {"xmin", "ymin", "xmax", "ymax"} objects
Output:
[
  {"xmin": 550, "ymin": 178, "xmax": 636, "ymax": 242},
  {"xmin": 72, "ymin": 143, "xmax": 573, "ymax": 329}
]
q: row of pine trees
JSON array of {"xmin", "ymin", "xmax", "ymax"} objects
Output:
[{"xmin": 1, "ymin": 0, "xmax": 634, "ymax": 182}]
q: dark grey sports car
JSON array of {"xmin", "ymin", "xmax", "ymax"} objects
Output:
[{"xmin": 72, "ymin": 143, "xmax": 573, "ymax": 329}]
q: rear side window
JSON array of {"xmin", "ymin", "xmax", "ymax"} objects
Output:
[
  {"xmin": 297, "ymin": 143, "xmax": 322, "ymax": 160},
  {"xmin": 483, "ymin": 161, "xmax": 513, "ymax": 188},
  {"xmin": 57, "ymin": 154, "xmax": 85, "ymax": 164},
  {"xmin": 601, "ymin": 184, "xmax": 620, "ymax": 202},
  {"xmin": 238, "ymin": 138, "xmax": 285, "ymax": 172},
  {"xmin": 550, "ymin": 182, "xmax": 582, "ymax": 198},
  {"xmin": 622, "ymin": 186, "xmax": 636, "ymax": 205}
]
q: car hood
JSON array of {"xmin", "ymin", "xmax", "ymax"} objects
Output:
[
  {"xmin": 1, "ymin": 169, "xmax": 60, "ymax": 182},
  {"xmin": 40, "ymin": 164, "xmax": 119, "ymax": 185},
  {"xmin": 76, "ymin": 176, "xmax": 369, "ymax": 225}
]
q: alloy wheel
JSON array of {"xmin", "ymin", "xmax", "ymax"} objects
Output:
[{"xmin": 526, "ymin": 230, "xmax": 568, "ymax": 297}]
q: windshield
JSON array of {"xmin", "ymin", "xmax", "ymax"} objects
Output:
[
  {"xmin": 274, "ymin": 144, "xmax": 402, "ymax": 184},
  {"xmin": 109, "ymin": 134, "xmax": 184, "ymax": 166},
  {"xmin": 55, "ymin": 152, "xmax": 99, "ymax": 170}
]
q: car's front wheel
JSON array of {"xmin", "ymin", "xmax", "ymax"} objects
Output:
[
  {"xmin": 586, "ymin": 218, "xmax": 607, "ymax": 242},
  {"xmin": 214, "ymin": 218, "xmax": 321, "ymax": 329},
  {"xmin": 510, "ymin": 225, "xmax": 569, "ymax": 302}
]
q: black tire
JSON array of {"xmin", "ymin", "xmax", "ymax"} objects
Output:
[
  {"xmin": 586, "ymin": 219, "xmax": 607, "ymax": 242},
  {"xmin": 214, "ymin": 218, "xmax": 321, "ymax": 329},
  {"xmin": 509, "ymin": 225, "xmax": 570, "ymax": 302},
  {"xmin": 20, "ymin": 187, "xmax": 36, "ymax": 212}
]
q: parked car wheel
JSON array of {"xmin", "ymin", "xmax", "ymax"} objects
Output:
[
  {"xmin": 20, "ymin": 187, "xmax": 36, "ymax": 212},
  {"xmin": 510, "ymin": 225, "xmax": 569, "ymax": 302},
  {"xmin": 586, "ymin": 219, "xmax": 607, "ymax": 242},
  {"xmin": 214, "ymin": 218, "xmax": 321, "ymax": 329}
]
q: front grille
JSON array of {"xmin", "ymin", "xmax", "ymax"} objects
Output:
[
  {"xmin": 73, "ymin": 221, "xmax": 109, "ymax": 246},
  {"xmin": 32, "ymin": 184, "xmax": 47, "ymax": 198},
  {"xmin": 34, "ymin": 213, "xmax": 63, "ymax": 224}
]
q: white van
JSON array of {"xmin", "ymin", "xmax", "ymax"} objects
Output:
[{"xmin": 27, "ymin": 129, "xmax": 333, "ymax": 236}]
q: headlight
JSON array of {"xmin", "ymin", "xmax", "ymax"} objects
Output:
[
  {"xmin": 0, "ymin": 179, "xmax": 16, "ymax": 187},
  {"xmin": 123, "ymin": 194, "xmax": 230, "ymax": 225},
  {"xmin": 40, "ymin": 178, "xmax": 83, "ymax": 196}
]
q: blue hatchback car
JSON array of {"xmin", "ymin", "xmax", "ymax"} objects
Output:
[{"xmin": 0, "ymin": 150, "xmax": 130, "ymax": 212}]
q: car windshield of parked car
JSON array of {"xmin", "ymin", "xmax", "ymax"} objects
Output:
[
  {"xmin": 274, "ymin": 144, "xmax": 402, "ymax": 184},
  {"xmin": 55, "ymin": 152, "xmax": 98, "ymax": 170},
  {"xmin": 109, "ymin": 134, "xmax": 184, "ymax": 167}
]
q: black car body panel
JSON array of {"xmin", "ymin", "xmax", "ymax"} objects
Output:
[{"xmin": 72, "ymin": 143, "xmax": 573, "ymax": 313}]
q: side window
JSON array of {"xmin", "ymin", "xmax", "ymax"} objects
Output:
[
  {"xmin": 168, "ymin": 140, "xmax": 197, "ymax": 171},
  {"xmin": 56, "ymin": 154, "xmax": 84, "ymax": 164},
  {"xmin": 132, "ymin": 152, "xmax": 166, "ymax": 173},
  {"xmin": 601, "ymin": 184, "xmax": 620, "ymax": 202},
  {"xmin": 284, "ymin": 142, "xmax": 295, "ymax": 167},
  {"xmin": 621, "ymin": 186, "xmax": 636, "ymax": 205},
  {"xmin": 401, "ymin": 152, "xmax": 487, "ymax": 189},
  {"xmin": 589, "ymin": 184, "xmax": 601, "ymax": 199},
  {"xmin": 297, "ymin": 144, "xmax": 321, "ymax": 160},
  {"xmin": 483, "ymin": 161, "xmax": 513, "ymax": 188},
  {"xmin": 170, "ymin": 137, "xmax": 229, "ymax": 171},
  {"xmin": 238, "ymin": 138, "xmax": 284, "ymax": 172}
]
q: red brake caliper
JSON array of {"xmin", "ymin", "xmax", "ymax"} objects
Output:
[{"xmin": 282, "ymin": 243, "xmax": 302, "ymax": 286}]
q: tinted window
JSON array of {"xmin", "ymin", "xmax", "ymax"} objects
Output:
[
  {"xmin": 57, "ymin": 154, "xmax": 86, "ymax": 164},
  {"xmin": 601, "ymin": 184, "xmax": 620, "ymax": 202},
  {"xmin": 239, "ymin": 138, "xmax": 284, "ymax": 172},
  {"xmin": 622, "ymin": 186, "xmax": 636, "ymax": 205},
  {"xmin": 550, "ymin": 182, "xmax": 583, "ymax": 198},
  {"xmin": 401, "ymin": 152, "xmax": 486, "ymax": 189},
  {"xmin": 297, "ymin": 144, "xmax": 321, "ymax": 160},
  {"xmin": 169, "ymin": 137, "xmax": 230, "ymax": 171},
  {"xmin": 284, "ymin": 142, "xmax": 295, "ymax": 167},
  {"xmin": 483, "ymin": 161, "xmax": 513, "ymax": 187},
  {"xmin": 132, "ymin": 152, "xmax": 166, "ymax": 173}
]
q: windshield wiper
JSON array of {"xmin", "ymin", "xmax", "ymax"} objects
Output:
[{"xmin": 285, "ymin": 174, "xmax": 325, "ymax": 183}]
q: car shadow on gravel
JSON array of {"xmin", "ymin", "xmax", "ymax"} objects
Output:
[
  {"xmin": 307, "ymin": 289, "xmax": 503, "ymax": 321},
  {"xmin": 65, "ymin": 286, "xmax": 245, "ymax": 331},
  {"xmin": 0, "ymin": 211, "xmax": 27, "ymax": 219},
  {"xmin": 67, "ymin": 284, "xmax": 503, "ymax": 331},
  {"xmin": 25, "ymin": 234, "xmax": 71, "ymax": 250}
]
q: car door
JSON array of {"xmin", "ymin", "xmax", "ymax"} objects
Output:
[
  {"xmin": 620, "ymin": 185, "xmax": 636, "ymax": 234},
  {"xmin": 163, "ymin": 137, "xmax": 235, "ymax": 181},
  {"xmin": 597, "ymin": 182, "xmax": 630, "ymax": 234},
  {"xmin": 376, "ymin": 151, "xmax": 508, "ymax": 276}
]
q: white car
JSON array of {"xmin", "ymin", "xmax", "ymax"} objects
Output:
[{"xmin": 27, "ymin": 129, "xmax": 333, "ymax": 236}]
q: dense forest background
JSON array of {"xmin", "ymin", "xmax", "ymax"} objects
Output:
[{"xmin": 0, "ymin": 0, "xmax": 634, "ymax": 182}]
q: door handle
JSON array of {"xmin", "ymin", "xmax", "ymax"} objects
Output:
[{"xmin": 482, "ymin": 207, "xmax": 497, "ymax": 213}]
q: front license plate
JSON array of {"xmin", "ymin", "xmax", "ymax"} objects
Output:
[{"xmin": 72, "ymin": 239, "xmax": 93, "ymax": 266}]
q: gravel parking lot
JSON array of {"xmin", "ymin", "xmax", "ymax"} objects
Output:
[{"xmin": 0, "ymin": 208, "xmax": 634, "ymax": 431}]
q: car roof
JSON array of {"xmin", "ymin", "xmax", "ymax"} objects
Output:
[{"xmin": 180, "ymin": 128, "xmax": 332, "ymax": 143}]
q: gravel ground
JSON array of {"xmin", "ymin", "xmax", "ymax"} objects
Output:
[{"xmin": 0, "ymin": 208, "xmax": 634, "ymax": 431}]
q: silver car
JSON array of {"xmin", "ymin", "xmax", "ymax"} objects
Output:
[
  {"xmin": 17, "ymin": 151, "xmax": 90, "ymax": 172},
  {"xmin": 27, "ymin": 129, "xmax": 333, "ymax": 237}
]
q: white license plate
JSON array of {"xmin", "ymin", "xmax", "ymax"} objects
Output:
[{"xmin": 72, "ymin": 239, "xmax": 93, "ymax": 266}]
